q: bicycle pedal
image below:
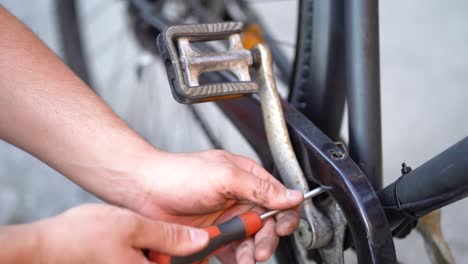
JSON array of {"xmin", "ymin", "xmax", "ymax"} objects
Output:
[{"xmin": 157, "ymin": 22, "xmax": 259, "ymax": 104}]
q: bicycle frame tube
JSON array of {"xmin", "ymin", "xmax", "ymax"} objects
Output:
[
  {"xmin": 291, "ymin": 0, "xmax": 383, "ymax": 190},
  {"xmin": 378, "ymin": 137, "xmax": 468, "ymax": 230},
  {"xmin": 345, "ymin": 0, "xmax": 383, "ymax": 190},
  {"xmin": 290, "ymin": 0, "xmax": 346, "ymax": 142}
]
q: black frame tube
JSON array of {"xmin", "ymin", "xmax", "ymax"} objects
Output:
[
  {"xmin": 378, "ymin": 137, "xmax": 468, "ymax": 230},
  {"xmin": 289, "ymin": 0, "xmax": 347, "ymax": 141},
  {"xmin": 345, "ymin": 0, "xmax": 383, "ymax": 189}
]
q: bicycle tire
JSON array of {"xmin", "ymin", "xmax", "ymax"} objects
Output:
[{"xmin": 54, "ymin": 1, "xmax": 322, "ymax": 263}]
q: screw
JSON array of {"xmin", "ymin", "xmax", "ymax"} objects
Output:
[
  {"xmin": 295, "ymin": 219, "xmax": 313, "ymax": 249},
  {"xmin": 330, "ymin": 149, "xmax": 345, "ymax": 160},
  {"xmin": 401, "ymin": 162, "xmax": 412, "ymax": 174}
]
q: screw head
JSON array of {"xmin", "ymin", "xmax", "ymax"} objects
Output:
[
  {"xmin": 295, "ymin": 219, "xmax": 313, "ymax": 249},
  {"xmin": 330, "ymin": 149, "xmax": 345, "ymax": 160}
]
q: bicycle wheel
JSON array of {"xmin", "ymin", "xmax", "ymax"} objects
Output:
[{"xmin": 55, "ymin": 1, "xmax": 344, "ymax": 263}]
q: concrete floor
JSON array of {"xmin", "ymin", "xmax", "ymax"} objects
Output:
[{"xmin": 1, "ymin": 0, "xmax": 468, "ymax": 263}]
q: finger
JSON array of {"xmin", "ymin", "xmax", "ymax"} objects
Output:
[
  {"xmin": 275, "ymin": 209, "xmax": 301, "ymax": 236},
  {"xmin": 221, "ymin": 169, "xmax": 303, "ymax": 209},
  {"xmin": 215, "ymin": 242, "xmax": 238, "ymax": 264},
  {"xmin": 214, "ymin": 203, "xmax": 257, "ymax": 223},
  {"xmin": 132, "ymin": 216, "xmax": 209, "ymax": 256},
  {"xmin": 254, "ymin": 217, "xmax": 279, "ymax": 262},
  {"xmin": 236, "ymin": 238, "xmax": 256, "ymax": 264},
  {"xmin": 119, "ymin": 247, "xmax": 152, "ymax": 264},
  {"xmin": 215, "ymin": 205, "xmax": 264, "ymax": 263}
]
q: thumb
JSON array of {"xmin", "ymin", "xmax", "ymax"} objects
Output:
[{"xmin": 132, "ymin": 217, "xmax": 209, "ymax": 256}]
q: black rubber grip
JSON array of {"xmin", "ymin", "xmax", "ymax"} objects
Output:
[{"xmin": 378, "ymin": 136, "xmax": 468, "ymax": 229}]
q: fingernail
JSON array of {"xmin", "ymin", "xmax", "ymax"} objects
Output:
[
  {"xmin": 189, "ymin": 228, "xmax": 209, "ymax": 245},
  {"xmin": 286, "ymin": 190, "xmax": 303, "ymax": 202}
]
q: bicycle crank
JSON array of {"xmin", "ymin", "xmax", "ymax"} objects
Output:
[{"xmin": 157, "ymin": 21, "xmax": 334, "ymax": 253}]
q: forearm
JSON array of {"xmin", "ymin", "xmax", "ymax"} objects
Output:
[
  {"xmin": 0, "ymin": 224, "xmax": 40, "ymax": 264},
  {"xmin": 0, "ymin": 6, "xmax": 156, "ymax": 209}
]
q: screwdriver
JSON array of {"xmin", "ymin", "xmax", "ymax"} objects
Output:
[{"xmin": 148, "ymin": 187, "xmax": 325, "ymax": 264}]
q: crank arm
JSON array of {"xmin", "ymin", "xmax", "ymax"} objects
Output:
[
  {"xmin": 252, "ymin": 44, "xmax": 332, "ymax": 248},
  {"xmin": 157, "ymin": 22, "xmax": 332, "ymax": 249}
]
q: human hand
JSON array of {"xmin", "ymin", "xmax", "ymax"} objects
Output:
[
  {"xmin": 35, "ymin": 204, "xmax": 209, "ymax": 264},
  {"xmin": 134, "ymin": 150, "xmax": 304, "ymax": 264}
]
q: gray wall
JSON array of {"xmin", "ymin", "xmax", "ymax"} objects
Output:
[{"xmin": 1, "ymin": 0, "xmax": 467, "ymax": 263}]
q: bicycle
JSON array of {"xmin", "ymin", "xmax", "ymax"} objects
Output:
[{"xmin": 55, "ymin": 1, "xmax": 468, "ymax": 263}]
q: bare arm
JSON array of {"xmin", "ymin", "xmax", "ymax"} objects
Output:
[
  {"xmin": 0, "ymin": 6, "xmax": 303, "ymax": 263},
  {"xmin": 0, "ymin": 5, "xmax": 154, "ymax": 208}
]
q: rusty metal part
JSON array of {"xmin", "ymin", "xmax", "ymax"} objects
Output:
[
  {"xmin": 157, "ymin": 22, "xmax": 259, "ymax": 103},
  {"xmin": 317, "ymin": 198, "xmax": 347, "ymax": 264},
  {"xmin": 296, "ymin": 219, "xmax": 314, "ymax": 248},
  {"xmin": 177, "ymin": 34, "xmax": 253, "ymax": 87},
  {"xmin": 252, "ymin": 43, "xmax": 332, "ymax": 249},
  {"xmin": 417, "ymin": 210, "xmax": 455, "ymax": 264}
]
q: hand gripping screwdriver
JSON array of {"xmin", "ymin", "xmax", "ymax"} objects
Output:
[{"xmin": 149, "ymin": 187, "xmax": 325, "ymax": 264}]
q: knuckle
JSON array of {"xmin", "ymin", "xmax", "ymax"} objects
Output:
[
  {"xmin": 249, "ymin": 163, "xmax": 271, "ymax": 180},
  {"xmin": 276, "ymin": 211, "xmax": 300, "ymax": 235},
  {"xmin": 109, "ymin": 209, "xmax": 141, "ymax": 237},
  {"xmin": 258, "ymin": 178, "xmax": 274, "ymax": 195},
  {"xmin": 209, "ymin": 149, "xmax": 230, "ymax": 159},
  {"xmin": 213, "ymin": 166, "xmax": 239, "ymax": 197},
  {"xmin": 161, "ymin": 223, "xmax": 185, "ymax": 246},
  {"xmin": 236, "ymin": 240, "xmax": 254, "ymax": 264},
  {"xmin": 221, "ymin": 166, "xmax": 238, "ymax": 182},
  {"xmin": 254, "ymin": 179, "xmax": 275, "ymax": 204}
]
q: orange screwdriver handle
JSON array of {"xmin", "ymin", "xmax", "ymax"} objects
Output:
[{"xmin": 149, "ymin": 211, "xmax": 263, "ymax": 264}]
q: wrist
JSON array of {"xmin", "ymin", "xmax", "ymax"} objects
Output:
[
  {"xmin": 104, "ymin": 146, "xmax": 166, "ymax": 212},
  {"xmin": 63, "ymin": 142, "xmax": 163, "ymax": 212},
  {"xmin": 131, "ymin": 150, "xmax": 173, "ymax": 218}
]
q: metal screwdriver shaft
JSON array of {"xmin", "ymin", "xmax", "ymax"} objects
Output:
[{"xmin": 260, "ymin": 187, "xmax": 325, "ymax": 220}]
